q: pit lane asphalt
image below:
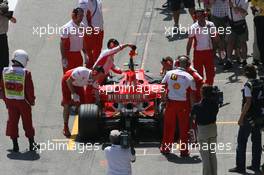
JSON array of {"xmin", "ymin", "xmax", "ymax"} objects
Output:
[{"xmin": 0, "ymin": 0, "xmax": 263, "ymax": 175}]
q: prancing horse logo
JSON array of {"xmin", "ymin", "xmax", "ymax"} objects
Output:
[{"xmin": 170, "ymin": 74, "xmax": 178, "ymax": 80}]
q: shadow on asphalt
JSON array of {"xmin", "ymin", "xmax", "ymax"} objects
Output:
[
  {"xmin": 166, "ymin": 32, "xmax": 188, "ymax": 42},
  {"xmin": 214, "ymin": 57, "xmax": 244, "ymax": 84},
  {"xmin": 154, "ymin": 7, "xmax": 172, "ymax": 21},
  {"xmin": 154, "ymin": 6, "xmax": 187, "ymax": 22},
  {"xmin": 7, "ymin": 150, "xmax": 40, "ymax": 161},
  {"xmin": 163, "ymin": 154, "xmax": 201, "ymax": 164}
]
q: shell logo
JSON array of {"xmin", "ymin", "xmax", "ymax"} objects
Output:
[{"xmin": 173, "ymin": 83, "xmax": 181, "ymax": 90}]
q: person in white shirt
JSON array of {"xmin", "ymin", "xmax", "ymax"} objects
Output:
[
  {"xmin": 186, "ymin": 8, "xmax": 220, "ymax": 85},
  {"xmin": 105, "ymin": 130, "xmax": 136, "ymax": 175},
  {"xmin": 0, "ymin": 0, "xmax": 17, "ymax": 97},
  {"xmin": 229, "ymin": 65, "xmax": 262, "ymax": 173},
  {"xmin": 60, "ymin": 7, "xmax": 86, "ymax": 73},
  {"xmin": 209, "ymin": 0, "xmax": 229, "ymax": 65},
  {"xmin": 61, "ymin": 66, "xmax": 104, "ymax": 137},
  {"xmin": 78, "ymin": 0, "xmax": 104, "ymax": 68},
  {"xmin": 226, "ymin": 0, "xmax": 249, "ymax": 67},
  {"xmin": 160, "ymin": 56, "xmax": 196, "ymax": 157}
]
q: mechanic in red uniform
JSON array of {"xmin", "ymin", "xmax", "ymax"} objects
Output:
[
  {"xmin": 1, "ymin": 50, "xmax": 38, "ymax": 152},
  {"xmin": 160, "ymin": 56, "xmax": 203, "ymax": 102},
  {"xmin": 186, "ymin": 8, "xmax": 221, "ymax": 85},
  {"xmin": 174, "ymin": 56, "xmax": 203, "ymax": 102},
  {"xmin": 61, "ymin": 66, "xmax": 105, "ymax": 137},
  {"xmin": 160, "ymin": 56, "xmax": 196, "ymax": 156},
  {"xmin": 160, "ymin": 56, "xmax": 174, "ymax": 76},
  {"xmin": 60, "ymin": 7, "xmax": 85, "ymax": 73},
  {"xmin": 79, "ymin": 0, "xmax": 104, "ymax": 69}
]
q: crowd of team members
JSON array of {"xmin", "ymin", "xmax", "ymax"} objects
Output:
[
  {"xmin": 161, "ymin": 0, "xmax": 264, "ymax": 174},
  {"xmin": 0, "ymin": 0, "xmax": 264, "ymax": 174}
]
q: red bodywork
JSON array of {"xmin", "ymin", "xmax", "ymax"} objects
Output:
[{"xmin": 98, "ymin": 69, "xmax": 165, "ymax": 118}]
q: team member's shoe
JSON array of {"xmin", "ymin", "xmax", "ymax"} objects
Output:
[
  {"xmin": 162, "ymin": 1, "xmax": 168, "ymax": 8},
  {"xmin": 160, "ymin": 147, "xmax": 170, "ymax": 155},
  {"xmin": 223, "ymin": 60, "xmax": 233, "ymax": 70},
  {"xmin": 12, "ymin": 139, "xmax": 19, "ymax": 152},
  {"xmin": 180, "ymin": 153, "xmax": 190, "ymax": 158},
  {"xmin": 246, "ymin": 165, "xmax": 261, "ymax": 173},
  {"xmin": 63, "ymin": 125, "xmax": 71, "ymax": 138},
  {"xmin": 228, "ymin": 167, "xmax": 246, "ymax": 173},
  {"xmin": 29, "ymin": 137, "xmax": 40, "ymax": 151}
]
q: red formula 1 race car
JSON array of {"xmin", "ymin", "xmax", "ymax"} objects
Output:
[{"xmin": 78, "ymin": 47, "xmax": 165, "ymax": 141}]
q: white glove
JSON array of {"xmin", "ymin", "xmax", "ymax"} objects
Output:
[
  {"xmin": 72, "ymin": 93, "xmax": 80, "ymax": 102},
  {"xmin": 62, "ymin": 58, "xmax": 68, "ymax": 68}
]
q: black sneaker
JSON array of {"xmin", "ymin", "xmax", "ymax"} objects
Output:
[
  {"xmin": 229, "ymin": 167, "xmax": 246, "ymax": 173},
  {"xmin": 247, "ymin": 165, "xmax": 261, "ymax": 173},
  {"xmin": 12, "ymin": 139, "xmax": 19, "ymax": 152},
  {"xmin": 29, "ymin": 138, "xmax": 40, "ymax": 151},
  {"xmin": 223, "ymin": 61, "xmax": 233, "ymax": 70}
]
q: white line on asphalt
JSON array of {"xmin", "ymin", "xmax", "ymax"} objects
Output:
[{"xmin": 141, "ymin": 32, "xmax": 152, "ymax": 69}]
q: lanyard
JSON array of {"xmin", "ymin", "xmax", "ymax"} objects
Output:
[{"xmin": 91, "ymin": 0, "xmax": 98, "ymax": 18}]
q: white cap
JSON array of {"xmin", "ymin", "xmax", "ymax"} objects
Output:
[
  {"xmin": 12, "ymin": 49, "xmax": 29, "ymax": 67},
  {"xmin": 110, "ymin": 130, "xmax": 121, "ymax": 137},
  {"xmin": 109, "ymin": 130, "xmax": 121, "ymax": 144}
]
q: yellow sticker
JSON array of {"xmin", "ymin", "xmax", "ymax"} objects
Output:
[{"xmin": 173, "ymin": 83, "xmax": 181, "ymax": 89}]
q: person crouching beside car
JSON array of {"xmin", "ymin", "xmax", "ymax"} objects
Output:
[
  {"xmin": 191, "ymin": 84, "xmax": 219, "ymax": 175},
  {"xmin": 61, "ymin": 66, "xmax": 104, "ymax": 138}
]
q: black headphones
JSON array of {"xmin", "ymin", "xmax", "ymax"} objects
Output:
[{"xmin": 175, "ymin": 55, "xmax": 191, "ymax": 68}]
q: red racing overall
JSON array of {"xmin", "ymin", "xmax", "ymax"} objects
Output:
[
  {"xmin": 2, "ymin": 66, "xmax": 35, "ymax": 139},
  {"xmin": 160, "ymin": 68, "xmax": 196, "ymax": 156}
]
